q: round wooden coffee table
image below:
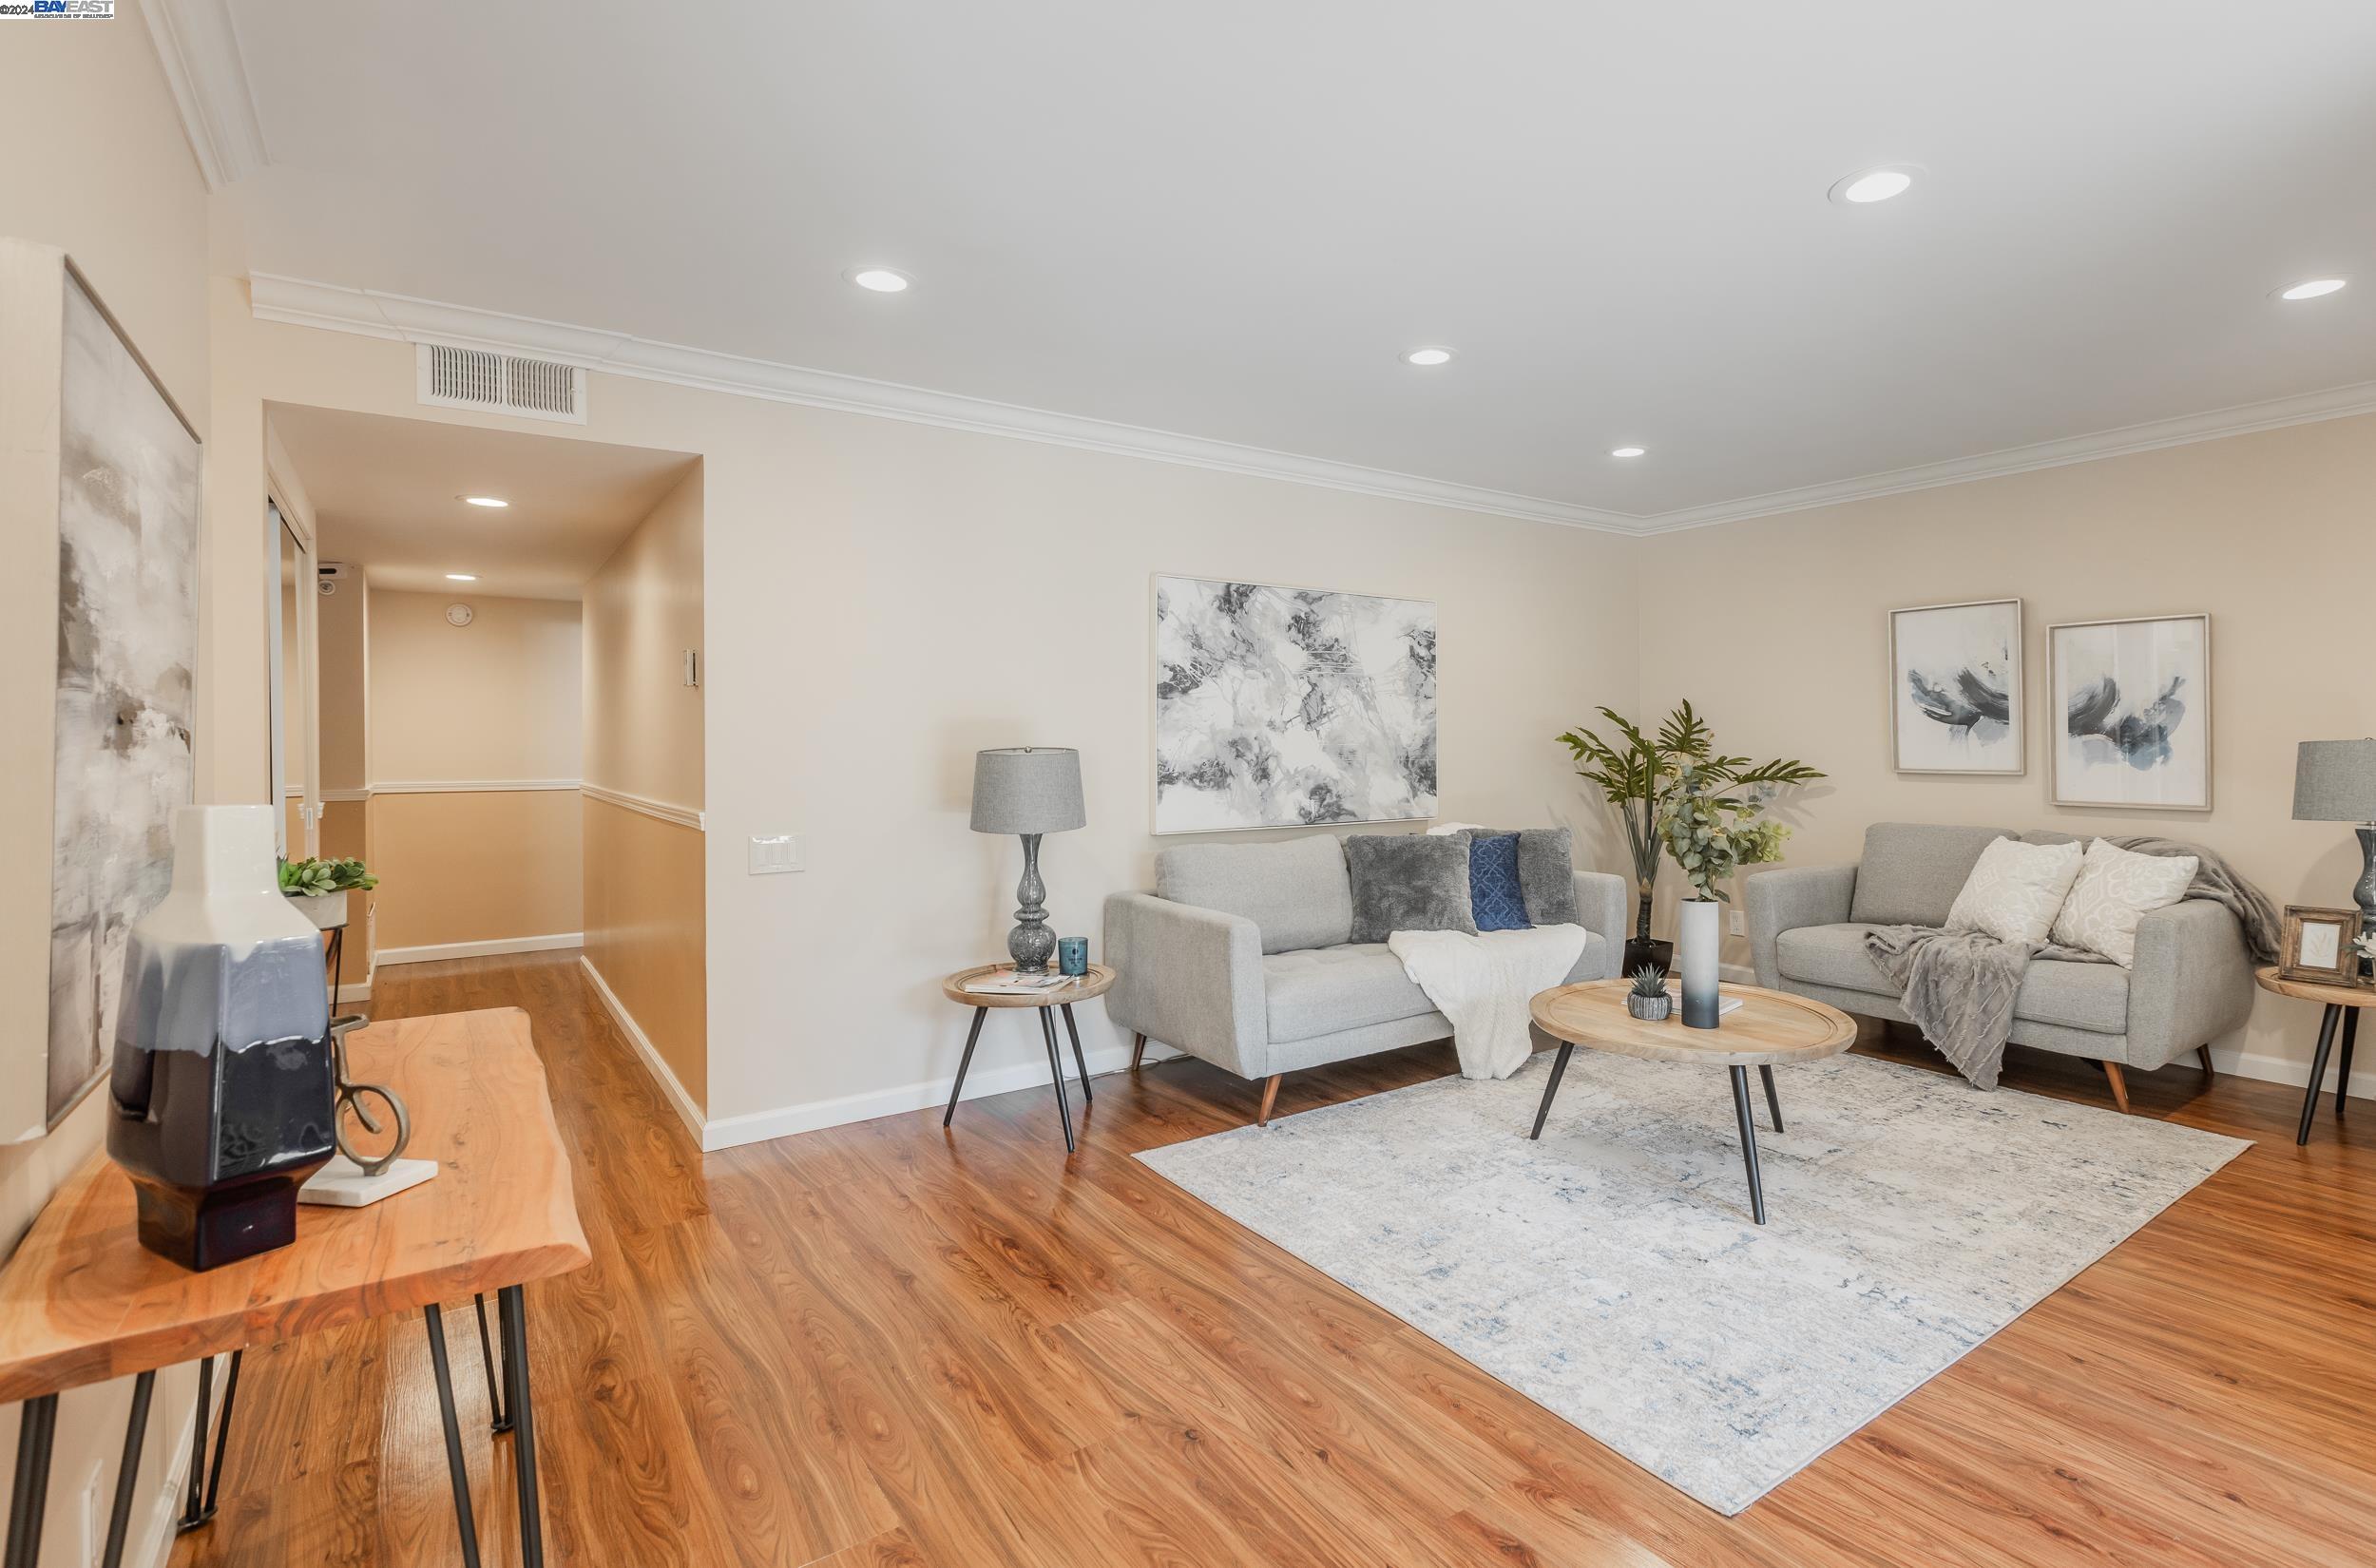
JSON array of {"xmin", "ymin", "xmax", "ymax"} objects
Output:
[
  {"xmin": 1527, "ymin": 979, "xmax": 1856, "ymax": 1224},
  {"xmin": 940, "ymin": 964, "xmax": 1117, "ymax": 1155},
  {"xmin": 2251, "ymin": 966, "xmax": 2374, "ymax": 1146}
]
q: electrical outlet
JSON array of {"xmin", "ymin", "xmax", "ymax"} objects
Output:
[
  {"xmin": 748, "ymin": 833, "xmax": 803, "ymax": 874},
  {"xmin": 1728, "ymin": 908, "xmax": 1746, "ymax": 937}
]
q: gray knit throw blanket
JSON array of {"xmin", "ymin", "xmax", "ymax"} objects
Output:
[{"xmin": 1864, "ymin": 835, "xmax": 2279, "ymax": 1090}]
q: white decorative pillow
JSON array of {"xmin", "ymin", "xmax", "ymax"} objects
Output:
[
  {"xmin": 1945, "ymin": 837, "xmax": 2086, "ymax": 946},
  {"xmin": 2050, "ymin": 838, "xmax": 2197, "ymax": 966}
]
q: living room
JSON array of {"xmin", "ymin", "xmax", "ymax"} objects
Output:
[{"xmin": 2, "ymin": 5, "xmax": 2371, "ymax": 1566}]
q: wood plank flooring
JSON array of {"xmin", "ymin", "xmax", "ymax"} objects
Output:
[{"xmin": 171, "ymin": 951, "xmax": 2376, "ymax": 1567}]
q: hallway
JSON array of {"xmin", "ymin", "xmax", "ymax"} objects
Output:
[{"xmin": 172, "ymin": 954, "xmax": 2376, "ymax": 1568}]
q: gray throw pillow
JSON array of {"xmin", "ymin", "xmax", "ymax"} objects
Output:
[
  {"xmin": 1459, "ymin": 826, "xmax": 1581, "ymax": 927},
  {"xmin": 1344, "ymin": 833, "xmax": 1478, "ymax": 944}
]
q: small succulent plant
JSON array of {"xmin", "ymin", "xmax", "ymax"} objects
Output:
[
  {"xmin": 279, "ymin": 856, "xmax": 379, "ymax": 896},
  {"xmin": 1629, "ymin": 964, "xmax": 1669, "ymax": 999}
]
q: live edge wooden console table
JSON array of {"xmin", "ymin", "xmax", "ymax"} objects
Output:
[{"xmin": 0, "ymin": 1009, "xmax": 589, "ymax": 1568}]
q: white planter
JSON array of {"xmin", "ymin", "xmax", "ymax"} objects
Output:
[
  {"xmin": 1677, "ymin": 899, "xmax": 1722, "ymax": 1029},
  {"xmin": 288, "ymin": 888, "xmax": 347, "ymax": 930}
]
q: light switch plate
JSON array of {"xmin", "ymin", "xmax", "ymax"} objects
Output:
[
  {"xmin": 748, "ymin": 833, "xmax": 803, "ymax": 874},
  {"xmin": 1729, "ymin": 908, "xmax": 1746, "ymax": 936}
]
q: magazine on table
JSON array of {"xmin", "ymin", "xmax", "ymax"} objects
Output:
[
  {"xmin": 962, "ymin": 967, "xmax": 1087, "ymax": 996},
  {"xmin": 1665, "ymin": 983, "xmax": 1744, "ymax": 1017}
]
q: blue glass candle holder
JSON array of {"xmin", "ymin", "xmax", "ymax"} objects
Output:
[{"xmin": 1057, "ymin": 937, "xmax": 1089, "ymax": 977}]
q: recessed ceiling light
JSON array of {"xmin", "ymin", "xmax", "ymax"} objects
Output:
[
  {"xmin": 1403, "ymin": 347, "xmax": 1455, "ymax": 367},
  {"xmin": 2277, "ymin": 277, "xmax": 2347, "ymax": 300},
  {"xmin": 1828, "ymin": 165, "xmax": 1919, "ymax": 205},
  {"xmin": 445, "ymin": 573, "xmax": 478, "ymax": 582},
  {"xmin": 1609, "ymin": 446, "xmax": 1646, "ymax": 459},
  {"xmin": 850, "ymin": 267, "xmax": 911, "ymax": 294},
  {"xmin": 462, "ymin": 496, "xmax": 508, "ymax": 508}
]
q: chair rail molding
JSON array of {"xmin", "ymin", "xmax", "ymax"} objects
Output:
[
  {"xmin": 580, "ymin": 782, "xmax": 705, "ymax": 832},
  {"xmin": 368, "ymin": 778, "xmax": 584, "ymax": 794}
]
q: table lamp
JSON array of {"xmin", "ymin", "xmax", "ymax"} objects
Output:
[
  {"xmin": 2292, "ymin": 737, "xmax": 2376, "ymax": 975},
  {"xmin": 970, "ymin": 747, "xmax": 1085, "ymax": 972}
]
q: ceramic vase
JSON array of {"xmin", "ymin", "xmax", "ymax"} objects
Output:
[
  {"xmin": 108, "ymin": 805, "xmax": 335, "ymax": 1271},
  {"xmin": 1677, "ymin": 899, "xmax": 1722, "ymax": 1029}
]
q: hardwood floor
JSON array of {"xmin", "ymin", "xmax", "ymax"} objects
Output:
[{"xmin": 171, "ymin": 952, "xmax": 2376, "ymax": 1567}]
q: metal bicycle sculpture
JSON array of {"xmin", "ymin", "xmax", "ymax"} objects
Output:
[{"xmin": 328, "ymin": 1012, "xmax": 411, "ymax": 1174}]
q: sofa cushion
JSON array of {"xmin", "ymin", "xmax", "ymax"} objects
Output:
[
  {"xmin": 1156, "ymin": 833, "xmax": 1352, "ymax": 955},
  {"xmin": 1263, "ymin": 935, "xmax": 1615, "ymax": 1043},
  {"xmin": 1344, "ymin": 832, "xmax": 1478, "ymax": 944},
  {"xmin": 1459, "ymin": 826, "xmax": 1581, "ymax": 926},
  {"xmin": 1945, "ymin": 836, "xmax": 2085, "ymax": 946},
  {"xmin": 1467, "ymin": 833, "xmax": 1531, "ymax": 931},
  {"xmin": 1775, "ymin": 923, "xmax": 2130, "ymax": 1034},
  {"xmin": 2049, "ymin": 838, "xmax": 2197, "ymax": 966},
  {"xmin": 1849, "ymin": 822, "xmax": 2016, "ymax": 927}
]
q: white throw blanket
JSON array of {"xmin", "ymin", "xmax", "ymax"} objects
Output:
[{"xmin": 1388, "ymin": 925, "xmax": 1588, "ymax": 1080}]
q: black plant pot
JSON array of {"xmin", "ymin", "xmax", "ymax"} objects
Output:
[{"xmin": 1622, "ymin": 936, "xmax": 1675, "ymax": 976}]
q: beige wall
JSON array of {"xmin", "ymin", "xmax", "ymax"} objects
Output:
[
  {"xmin": 369, "ymin": 590, "xmax": 582, "ymax": 784},
  {"xmin": 584, "ymin": 797, "xmax": 708, "ymax": 1107},
  {"xmin": 0, "ymin": 5, "xmax": 214, "ymax": 1561},
  {"xmin": 316, "ymin": 571, "xmax": 368, "ymax": 792},
  {"xmin": 1636, "ymin": 412, "xmax": 2376, "ymax": 1092},
  {"xmin": 368, "ymin": 791, "xmax": 584, "ymax": 952}
]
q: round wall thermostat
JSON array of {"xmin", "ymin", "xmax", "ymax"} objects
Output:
[{"xmin": 445, "ymin": 602, "xmax": 474, "ymax": 627}]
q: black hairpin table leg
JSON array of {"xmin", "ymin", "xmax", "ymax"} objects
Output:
[
  {"xmin": 1038, "ymin": 1009, "xmax": 1077, "ymax": 1153},
  {"xmin": 1060, "ymin": 1003, "xmax": 1094, "ymax": 1103},
  {"xmin": 1758, "ymin": 1064, "xmax": 1785, "ymax": 1133},
  {"xmin": 2297, "ymin": 1004, "xmax": 2342, "ymax": 1145},
  {"xmin": 2335, "ymin": 1009, "xmax": 2359, "ymax": 1119},
  {"xmin": 1529, "ymin": 1042, "xmax": 1575, "ymax": 1140},
  {"xmin": 498, "ymin": 1285, "xmax": 546, "ymax": 1567},
  {"xmin": 943, "ymin": 1007, "xmax": 987, "ymax": 1128},
  {"xmin": 99, "ymin": 1370, "xmax": 156, "ymax": 1568},
  {"xmin": 475, "ymin": 1293, "xmax": 510, "ymax": 1433},
  {"xmin": 175, "ymin": 1347, "xmax": 240, "ymax": 1532},
  {"xmin": 1730, "ymin": 1066, "xmax": 1768, "ymax": 1225},
  {"xmin": 5, "ymin": 1396, "xmax": 59, "ymax": 1568},
  {"xmin": 424, "ymin": 1305, "xmax": 484, "ymax": 1568}
]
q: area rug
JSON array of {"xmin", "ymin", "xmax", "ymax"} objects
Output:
[{"xmin": 1137, "ymin": 1050, "xmax": 2248, "ymax": 1514}]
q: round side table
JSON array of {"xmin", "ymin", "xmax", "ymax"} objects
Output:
[
  {"xmin": 1527, "ymin": 979, "xmax": 1856, "ymax": 1224},
  {"xmin": 940, "ymin": 964, "xmax": 1117, "ymax": 1155},
  {"xmin": 2252, "ymin": 966, "xmax": 2373, "ymax": 1145}
]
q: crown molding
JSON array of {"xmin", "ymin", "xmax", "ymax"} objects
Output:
[
  {"xmin": 247, "ymin": 273, "xmax": 2376, "ymax": 537},
  {"xmin": 245, "ymin": 273, "xmax": 1638, "ymax": 533},
  {"xmin": 1629, "ymin": 378, "xmax": 2376, "ymax": 533},
  {"xmin": 142, "ymin": 0, "xmax": 270, "ymax": 191}
]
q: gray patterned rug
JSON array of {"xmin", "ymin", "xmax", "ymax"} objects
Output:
[{"xmin": 1138, "ymin": 1049, "xmax": 2248, "ymax": 1514}]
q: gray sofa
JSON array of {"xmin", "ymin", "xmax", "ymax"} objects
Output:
[
  {"xmin": 1745, "ymin": 822, "xmax": 2253, "ymax": 1109},
  {"xmin": 1104, "ymin": 833, "xmax": 1626, "ymax": 1123}
]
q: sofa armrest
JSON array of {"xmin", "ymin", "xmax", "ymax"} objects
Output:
[
  {"xmin": 1572, "ymin": 870, "xmax": 1627, "ymax": 956},
  {"xmin": 2123, "ymin": 899, "xmax": 2254, "ymax": 1069},
  {"xmin": 1744, "ymin": 864, "xmax": 1858, "ymax": 988},
  {"xmin": 1102, "ymin": 891, "xmax": 1270, "ymax": 1079}
]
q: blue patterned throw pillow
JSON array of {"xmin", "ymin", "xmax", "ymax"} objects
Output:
[{"xmin": 1468, "ymin": 833, "xmax": 1531, "ymax": 932}]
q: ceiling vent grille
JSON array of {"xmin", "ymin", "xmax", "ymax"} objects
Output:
[{"xmin": 416, "ymin": 344, "xmax": 587, "ymax": 424}]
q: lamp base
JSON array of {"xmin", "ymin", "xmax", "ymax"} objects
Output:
[
  {"xmin": 2355, "ymin": 825, "xmax": 2375, "ymax": 979},
  {"xmin": 1007, "ymin": 832, "xmax": 1056, "ymax": 974}
]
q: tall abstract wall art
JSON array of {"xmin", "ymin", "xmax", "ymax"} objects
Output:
[
  {"xmin": 2048, "ymin": 613, "xmax": 2211, "ymax": 811},
  {"xmin": 0, "ymin": 245, "xmax": 201, "ymax": 1141},
  {"xmin": 1888, "ymin": 598, "xmax": 2024, "ymax": 774},
  {"xmin": 1153, "ymin": 576, "xmax": 1436, "ymax": 833}
]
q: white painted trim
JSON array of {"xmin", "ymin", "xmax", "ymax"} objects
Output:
[
  {"xmin": 374, "ymin": 932, "xmax": 583, "ymax": 966},
  {"xmin": 335, "ymin": 980, "xmax": 373, "ymax": 1004},
  {"xmin": 579, "ymin": 956, "xmax": 707, "ymax": 1142},
  {"xmin": 246, "ymin": 274, "xmax": 2376, "ymax": 537},
  {"xmin": 581, "ymin": 782, "xmax": 706, "ymax": 831},
  {"xmin": 141, "ymin": 0, "xmax": 270, "ymax": 191},
  {"xmin": 247, "ymin": 274, "xmax": 1636, "ymax": 533},
  {"xmin": 320, "ymin": 787, "xmax": 369, "ymax": 804},
  {"xmin": 2221, "ymin": 1044, "xmax": 2376, "ymax": 1104},
  {"xmin": 368, "ymin": 778, "xmax": 582, "ymax": 794}
]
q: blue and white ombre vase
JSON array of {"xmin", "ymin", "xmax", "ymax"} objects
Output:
[
  {"xmin": 107, "ymin": 805, "xmax": 336, "ymax": 1271},
  {"xmin": 1677, "ymin": 897, "xmax": 1723, "ymax": 1029}
]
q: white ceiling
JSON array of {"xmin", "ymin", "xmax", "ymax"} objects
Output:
[
  {"xmin": 267, "ymin": 404, "xmax": 694, "ymax": 599},
  {"xmin": 203, "ymin": 1, "xmax": 2376, "ymax": 524}
]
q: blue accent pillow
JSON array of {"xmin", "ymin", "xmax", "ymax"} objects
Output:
[{"xmin": 1468, "ymin": 833, "xmax": 1531, "ymax": 932}]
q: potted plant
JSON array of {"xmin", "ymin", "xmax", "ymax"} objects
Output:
[
  {"xmin": 278, "ymin": 855, "xmax": 378, "ymax": 931},
  {"xmin": 1657, "ymin": 762, "xmax": 1798, "ymax": 1027},
  {"xmin": 1625, "ymin": 964, "xmax": 1673, "ymax": 1022},
  {"xmin": 1559, "ymin": 701, "xmax": 1821, "ymax": 974}
]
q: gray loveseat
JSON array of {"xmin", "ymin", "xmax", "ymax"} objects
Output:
[
  {"xmin": 1744, "ymin": 822, "xmax": 2254, "ymax": 1109},
  {"xmin": 1104, "ymin": 833, "xmax": 1626, "ymax": 1124}
]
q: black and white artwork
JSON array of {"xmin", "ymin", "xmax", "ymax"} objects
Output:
[
  {"xmin": 1153, "ymin": 576, "xmax": 1436, "ymax": 833},
  {"xmin": 1888, "ymin": 599, "xmax": 2023, "ymax": 774},
  {"xmin": 45, "ymin": 272, "xmax": 201, "ymax": 1126},
  {"xmin": 2049, "ymin": 613, "xmax": 2211, "ymax": 811}
]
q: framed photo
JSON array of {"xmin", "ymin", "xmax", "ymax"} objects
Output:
[
  {"xmin": 2279, "ymin": 906, "xmax": 2364, "ymax": 985},
  {"xmin": 2048, "ymin": 613, "xmax": 2212, "ymax": 811},
  {"xmin": 1888, "ymin": 598, "xmax": 2023, "ymax": 774}
]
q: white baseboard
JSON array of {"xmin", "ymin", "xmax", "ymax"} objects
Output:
[
  {"xmin": 335, "ymin": 978, "xmax": 372, "ymax": 1004},
  {"xmin": 374, "ymin": 932, "xmax": 583, "ymax": 966},
  {"xmin": 700, "ymin": 1036, "xmax": 1180, "ymax": 1153},
  {"xmin": 137, "ymin": 1374, "xmax": 205, "ymax": 1568},
  {"xmin": 578, "ymin": 955, "xmax": 707, "ymax": 1142},
  {"xmin": 2222, "ymin": 1043, "xmax": 2376, "ymax": 1102}
]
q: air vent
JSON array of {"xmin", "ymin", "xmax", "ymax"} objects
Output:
[
  {"xmin": 416, "ymin": 344, "xmax": 587, "ymax": 424},
  {"xmin": 317, "ymin": 560, "xmax": 355, "ymax": 596}
]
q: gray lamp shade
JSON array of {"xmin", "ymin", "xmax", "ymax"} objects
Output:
[
  {"xmin": 2292, "ymin": 738, "xmax": 2376, "ymax": 823},
  {"xmin": 969, "ymin": 747, "xmax": 1086, "ymax": 834}
]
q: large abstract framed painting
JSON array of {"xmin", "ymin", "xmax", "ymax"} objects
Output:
[
  {"xmin": 0, "ymin": 244, "xmax": 201, "ymax": 1141},
  {"xmin": 1888, "ymin": 598, "xmax": 2024, "ymax": 774},
  {"xmin": 2048, "ymin": 613, "xmax": 2211, "ymax": 811},
  {"xmin": 1152, "ymin": 576, "xmax": 1436, "ymax": 833}
]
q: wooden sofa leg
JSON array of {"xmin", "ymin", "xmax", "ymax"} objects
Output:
[
  {"xmin": 2100, "ymin": 1061, "xmax": 2132, "ymax": 1114},
  {"xmin": 1130, "ymin": 1033, "xmax": 1147, "ymax": 1074},
  {"xmin": 1255, "ymin": 1074, "xmax": 1282, "ymax": 1127},
  {"xmin": 2196, "ymin": 1044, "xmax": 2215, "ymax": 1078}
]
